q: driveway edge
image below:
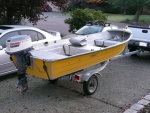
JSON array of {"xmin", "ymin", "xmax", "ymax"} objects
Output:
[{"xmin": 124, "ymin": 93, "xmax": 150, "ymax": 113}]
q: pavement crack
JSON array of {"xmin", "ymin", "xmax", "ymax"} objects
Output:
[{"xmin": 88, "ymin": 96, "xmax": 125, "ymax": 111}]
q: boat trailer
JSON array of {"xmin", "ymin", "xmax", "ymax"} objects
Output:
[
  {"xmin": 67, "ymin": 49, "xmax": 141, "ymax": 95},
  {"xmin": 113, "ymin": 49, "xmax": 141, "ymax": 60},
  {"xmin": 50, "ymin": 49, "xmax": 141, "ymax": 95},
  {"xmin": 5, "ymin": 34, "xmax": 140, "ymax": 95},
  {"xmin": 7, "ymin": 47, "xmax": 141, "ymax": 95}
]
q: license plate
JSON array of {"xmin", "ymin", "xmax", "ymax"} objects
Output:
[{"xmin": 139, "ymin": 42, "xmax": 147, "ymax": 47}]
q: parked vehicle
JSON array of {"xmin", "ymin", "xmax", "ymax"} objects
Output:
[
  {"xmin": 0, "ymin": 25, "xmax": 61, "ymax": 76},
  {"xmin": 127, "ymin": 25, "xmax": 150, "ymax": 56},
  {"xmin": 63, "ymin": 21, "xmax": 118, "ymax": 39}
]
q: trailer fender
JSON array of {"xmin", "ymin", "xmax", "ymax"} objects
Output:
[{"xmin": 81, "ymin": 72, "xmax": 101, "ymax": 82}]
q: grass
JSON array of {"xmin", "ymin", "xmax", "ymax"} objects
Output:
[
  {"xmin": 63, "ymin": 12, "xmax": 150, "ymax": 23},
  {"xmin": 107, "ymin": 14, "xmax": 150, "ymax": 23}
]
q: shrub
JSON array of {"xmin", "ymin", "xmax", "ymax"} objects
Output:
[{"xmin": 64, "ymin": 8, "xmax": 107, "ymax": 33}]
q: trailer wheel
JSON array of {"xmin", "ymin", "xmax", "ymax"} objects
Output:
[{"xmin": 83, "ymin": 75, "xmax": 98, "ymax": 95}]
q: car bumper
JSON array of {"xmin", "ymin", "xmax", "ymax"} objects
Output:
[{"xmin": 128, "ymin": 40, "xmax": 150, "ymax": 51}]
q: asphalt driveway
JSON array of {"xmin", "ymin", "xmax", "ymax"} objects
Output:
[
  {"xmin": 0, "ymin": 12, "xmax": 150, "ymax": 113},
  {"xmin": 1, "ymin": 53, "xmax": 150, "ymax": 113}
]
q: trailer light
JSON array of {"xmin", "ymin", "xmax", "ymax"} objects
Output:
[{"xmin": 74, "ymin": 75, "xmax": 81, "ymax": 82}]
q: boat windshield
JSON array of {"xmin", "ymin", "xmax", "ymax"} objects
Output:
[{"xmin": 75, "ymin": 25, "xmax": 103, "ymax": 35}]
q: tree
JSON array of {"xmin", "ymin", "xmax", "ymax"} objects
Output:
[
  {"xmin": 87, "ymin": 0, "xmax": 103, "ymax": 3},
  {"xmin": 64, "ymin": 8, "xmax": 107, "ymax": 32},
  {"xmin": 48, "ymin": 0, "xmax": 68, "ymax": 12},
  {"xmin": 111, "ymin": 0, "xmax": 150, "ymax": 22},
  {"xmin": 0, "ymin": 0, "xmax": 47, "ymax": 25},
  {"xmin": 48, "ymin": 0, "xmax": 85, "ymax": 12}
]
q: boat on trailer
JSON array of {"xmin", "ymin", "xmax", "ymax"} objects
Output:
[{"xmin": 6, "ymin": 29, "xmax": 132, "ymax": 95}]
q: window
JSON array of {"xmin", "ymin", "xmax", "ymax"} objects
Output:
[
  {"xmin": 38, "ymin": 32, "xmax": 45, "ymax": 40},
  {"xmin": 0, "ymin": 31, "xmax": 19, "ymax": 48},
  {"xmin": 20, "ymin": 30, "xmax": 45, "ymax": 41},
  {"xmin": 76, "ymin": 26, "xmax": 102, "ymax": 35},
  {"xmin": 20, "ymin": 30, "xmax": 38, "ymax": 42}
]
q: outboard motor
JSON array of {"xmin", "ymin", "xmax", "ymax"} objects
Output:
[{"xmin": 6, "ymin": 35, "xmax": 33, "ymax": 92}]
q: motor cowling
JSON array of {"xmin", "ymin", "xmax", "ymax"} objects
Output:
[
  {"xmin": 6, "ymin": 35, "xmax": 33, "ymax": 55},
  {"xmin": 6, "ymin": 35, "xmax": 33, "ymax": 67}
]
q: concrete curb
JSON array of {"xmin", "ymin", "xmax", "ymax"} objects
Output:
[{"xmin": 124, "ymin": 94, "xmax": 150, "ymax": 113}]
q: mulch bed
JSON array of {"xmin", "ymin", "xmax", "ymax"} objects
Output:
[{"xmin": 139, "ymin": 103, "xmax": 150, "ymax": 113}]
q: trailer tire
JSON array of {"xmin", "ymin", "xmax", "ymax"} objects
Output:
[{"xmin": 83, "ymin": 75, "xmax": 98, "ymax": 95}]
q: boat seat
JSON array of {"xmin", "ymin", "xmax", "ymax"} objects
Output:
[
  {"xmin": 103, "ymin": 40, "xmax": 119, "ymax": 47},
  {"xmin": 94, "ymin": 39, "xmax": 105, "ymax": 47},
  {"xmin": 63, "ymin": 44, "xmax": 101, "ymax": 56},
  {"xmin": 30, "ymin": 50, "xmax": 68, "ymax": 61},
  {"xmin": 95, "ymin": 35, "xmax": 122, "ymax": 47},
  {"xmin": 95, "ymin": 39, "xmax": 120, "ymax": 47}
]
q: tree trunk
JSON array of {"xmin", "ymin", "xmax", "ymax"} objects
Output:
[{"xmin": 133, "ymin": 7, "xmax": 143, "ymax": 22}]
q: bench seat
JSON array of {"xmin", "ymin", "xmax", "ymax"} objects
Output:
[
  {"xmin": 63, "ymin": 44, "xmax": 102, "ymax": 56},
  {"xmin": 95, "ymin": 39, "xmax": 120, "ymax": 47}
]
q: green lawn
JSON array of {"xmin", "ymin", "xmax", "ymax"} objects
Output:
[
  {"xmin": 64, "ymin": 12, "xmax": 150, "ymax": 23},
  {"xmin": 107, "ymin": 14, "xmax": 150, "ymax": 23}
]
